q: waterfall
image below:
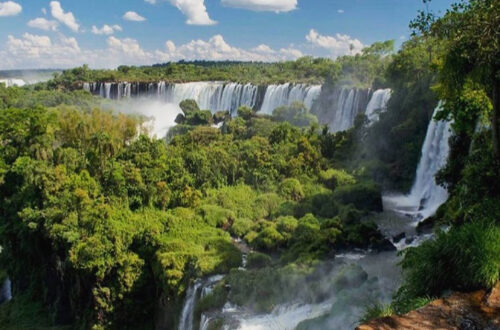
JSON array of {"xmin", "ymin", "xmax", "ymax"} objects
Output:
[
  {"xmin": 365, "ymin": 89, "xmax": 391, "ymax": 123},
  {"xmin": 0, "ymin": 78, "xmax": 26, "ymax": 87},
  {"xmin": 178, "ymin": 280, "xmax": 203, "ymax": 330},
  {"xmin": 321, "ymin": 87, "xmax": 372, "ymax": 132},
  {"xmin": 384, "ymin": 103, "xmax": 452, "ymax": 222},
  {"xmin": 0, "ymin": 278, "xmax": 12, "ymax": 304},
  {"xmin": 178, "ymin": 275, "xmax": 226, "ymax": 330},
  {"xmin": 85, "ymin": 82, "xmax": 320, "ymax": 115},
  {"xmin": 258, "ymin": 84, "xmax": 321, "ymax": 115}
]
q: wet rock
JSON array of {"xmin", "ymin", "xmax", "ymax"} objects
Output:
[
  {"xmin": 373, "ymin": 238, "xmax": 397, "ymax": 252},
  {"xmin": 392, "ymin": 232, "xmax": 406, "ymax": 243}
]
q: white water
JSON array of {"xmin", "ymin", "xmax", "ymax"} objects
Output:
[
  {"xmin": 0, "ymin": 78, "xmax": 26, "ymax": 87},
  {"xmin": 365, "ymin": 89, "xmax": 391, "ymax": 123},
  {"xmin": 179, "ymin": 275, "xmax": 226, "ymax": 330},
  {"xmin": 107, "ymin": 99, "xmax": 183, "ymax": 139},
  {"xmin": 0, "ymin": 278, "xmax": 12, "ymax": 304},
  {"xmin": 178, "ymin": 281, "xmax": 203, "ymax": 330},
  {"xmin": 326, "ymin": 88, "xmax": 371, "ymax": 132},
  {"xmin": 259, "ymin": 83, "xmax": 321, "ymax": 115},
  {"xmin": 384, "ymin": 103, "xmax": 452, "ymax": 223},
  {"xmin": 85, "ymin": 81, "xmax": 321, "ymax": 115}
]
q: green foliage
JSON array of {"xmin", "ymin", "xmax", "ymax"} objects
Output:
[
  {"xmin": 0, "ymin": 295, "xmax": 72, "ymax": 330},
  {"xmin": 198, "ymin": 204, "xmax": 235, "ymax": 227},
  {"xmin": 278, "ymin": 178, "xmax": 305, "ymax": 201},
  {"xmin": 246, "ymin": 252, "xmax": 272, "ymax": 269},
  {"xmin": 333, "ymin": 182, "xmax": 383, "ymax": 212},
  {"xmin": 179, "ymin": 99, "xmax": 200, "ymax": 114},
  {"xmin": 319, "ymin": 169, "xmax": 356, "ymax": 190},
  {"xmin": 397, "ymin": 221, "xmax": 500, "ymax": 301},
  {"xmin": 360, "ymin": 302, "xmax": 394, "ymax": 323},
  {"xmin": 272, "ymin": 102, "xmax": 318, "ymax": 127}
]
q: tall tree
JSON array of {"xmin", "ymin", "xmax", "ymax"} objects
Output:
[{"xmin": 430, "ymin": 0, "xmax": 500, "ymax": 159}]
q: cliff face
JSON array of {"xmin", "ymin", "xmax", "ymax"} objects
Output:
[{"xmin": 357, "ymin": 283, "xmax": 500, "ymax": 330}]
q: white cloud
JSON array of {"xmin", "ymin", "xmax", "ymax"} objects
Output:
[
  {"xmin": 145, "ymin": 0, "xmax": 216, "ymax": 25},
  {"xmin": 91, "ymin": 24, "xmax": 122, "ymax": 35},
  {"xmin": 306, "ymin": 29, "xmax": 363, "ymax": 58},
  {"xmin": 28, "ymin": 18, "xmax": 59, "ymax": 31},
  {"xmin": 168, "ymin": 0, "xmax": 216, "ymax": 25},
  {"xmin": 4, "ymin": 33, "xmax": 81, "ymax": 67},
  {"xmin": 157, "ymin": 35, "xmax": 301, "ymax": 62},
  {"xmin": 123, "ymin": 11, "xmax": 146, "ymax": 21},
  {"xmin": 337, "ymin": 9, "xmax": 344, "ymax": 14},
  {"xmin": 221, "ymin": 0, "xmax": 297, "ymax": 12},
  {"xmin": 50, "ymin": 1, "xmax": 79, "ymax": 32},
  {"xmin": 41, "ymin": 7, "xmax": 47, "ymax": 15},
  {"xmin": 253, "ymin": 44, "xmax": 275, "ymax": 54},
  {"xmin": 0, "ymin": 33, "xmax": 303, "ymax": 69},
  {"xmin": 0, "ymin": 1, "xmax": 22, "ymax": 16}
]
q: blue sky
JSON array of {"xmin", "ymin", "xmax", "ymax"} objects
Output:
[{"xmin": 0, "ymin": 0, "xmax": 456, "ymax": 69}]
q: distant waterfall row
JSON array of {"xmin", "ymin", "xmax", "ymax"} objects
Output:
[
  {"xmin": 83, "ymin": 81, "xmax": 321, "ymax": 115},
  {"xmin": 83, "ymin": 81, "xmax": 392, "ymax": 133},
  {"xmin": 311, "ymin": 87, "xmax": 391, "ymax": 132}
]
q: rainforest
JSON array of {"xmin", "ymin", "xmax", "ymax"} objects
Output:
[{"xmin": 0, "ymin": 0, "xmax": 499, "ymax": 329}]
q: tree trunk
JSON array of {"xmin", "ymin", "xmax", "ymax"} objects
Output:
[{"xmin": 492, "ymin": 74, "xmax": 500, "ymax": 161}]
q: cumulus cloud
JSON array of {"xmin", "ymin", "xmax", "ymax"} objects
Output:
[
  {"xmin": 4, "ymin": 33, "xmax": 81, "ymax": 67},
  {"xmin": 157, "ymin": 35, "xmax": 301, "ymax": 62},
  {"xmin": 50, "ymin": 1, "xmax": 79, "ymax": 32},
  {"xmin": 91, "ymin": 24, "xmax": 122, "ymax": 35},
  {"xmin": 221, "ymin": 0, "xmax": 297, "ymax": 12},
  {"xmin": 28, "ymin": 18, "xmax": 59, "ymax": 31},
  {"xmin": 145, "ymin": 0, "xmax": 216, "ymax": 25},
  {"xmin": 169, "ymin": 0, "xmax": 216, "ymax": 25},
  {"xmin": 0, "ymin": 33, "xmax": 303, "ymax": 69},
  {"xmin": 123, "ymin": 11, "xmax": 146, "ymax": 21},
  {"xmin": 0, "ymin": 1, "xmax": 22, "ymax": 16},
  {"xmin": 306, "ymin": 29, "xmax": 363, "ymax": 58},
  {"xmin": 253, "ymin": 44, "xmax": 275, "ymax": 54}
]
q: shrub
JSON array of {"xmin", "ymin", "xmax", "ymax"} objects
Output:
[
  {"xmin": 231, "ymin": 218, "xmax": 255, "ymax": 237},
  {"xmin": 253, "ymin": 193, "xmax": 283, "ymax": 219},
  {"xmin": 246, "ymin": 252, "xmax": 272, "ymax": 269},
  {"xmin": 319, "ymin": 169, "xmax": 356, "ymax": 190},
  {"xmin": 278, "ymin": 178, "xmax": 305, "ymax": 201},
  {"xmin": 397, "ymin": 221, "xmax": 500, "ymax": 301},
  {"xmin": 199, "ymin": 204, "xmax": 235, "ymax": 227},
  {"xmin": 360, "ymin": 303, "xmax": 394, "ymax": 323},
  {"xmin": 253, "ymin": 226, "xmax": 285, "ymax": 250},
  {"xmin": 333, "ymin": 182, "xmax": 382, "ymax": 212}
]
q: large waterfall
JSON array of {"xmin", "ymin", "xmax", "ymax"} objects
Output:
[
  {"xmin": 384, "ymin": 103, "xmax": 452, "ymax": 222},
  {"xmin": 84, "ymin": 82, "xmax": 395, "ymax": 135},
  {"xmin": 84, "ymin": 81, "xmax": 320, "ymax": 115}
]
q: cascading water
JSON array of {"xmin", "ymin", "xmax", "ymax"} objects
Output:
[
  {"xmin": 312, "ymin": 87, "xmax": 373, "ymax": 133},
  {"xmin": 0, "ymin": 278, "xmax": 12, "ymax": 304},
  {"xmin": 84, "ymin": 81, "xmax": 320, "ymax": 115},
  {"xmin": 178, "ymin": 275, "xmax": 226, "ymax": 330},
  {"xmin": 178, "ymin": 281, "xmax": 203, "ymax": 330},
  {"xmin": 0, "ymin": 78, "xmax": 26, "ymax": 87},
  {"xmin": 384, "ymin": 103, "xmax": 452, "ymax": 226},
  {"xmin": 365, "ymin": 89, "xmax": 392, "ymax": 123},
  {"xmin": 258, "ymin": 84, "xmax": 321, "ymax": 115}
]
